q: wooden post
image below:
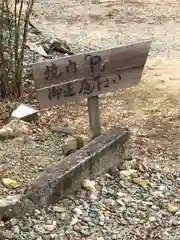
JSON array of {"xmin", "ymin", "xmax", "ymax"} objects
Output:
[{"xmin": 87, "ymin": 95, "xmax": 101, "ymax": 139}]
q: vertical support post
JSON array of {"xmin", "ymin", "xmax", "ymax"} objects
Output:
[{"xmin": 87, "ymin": 95, "xmax": 101, "ymax": 139}]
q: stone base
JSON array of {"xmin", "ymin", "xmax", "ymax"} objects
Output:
[{"xmin": 25, "ymin": 127, "xmax": 130, "ymax": 207}]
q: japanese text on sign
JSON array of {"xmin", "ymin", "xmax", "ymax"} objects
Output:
[
  {"xmin": 44, "ymin": 54, "xmax": 108, "ymax": 82},
  {"xmin": 34, "ymin": 41, "xmax": 152, "ymax": 108},
  {"xmin": 48, "ymin": 73, "xmax": 121, "ymax": 101}
]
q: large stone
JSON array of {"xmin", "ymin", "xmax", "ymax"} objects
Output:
[
  {"xmin": 49, "ymin": 38, "xmax": 73, "ymax": 55},
  {"xmin": 2, "ymin": 230, "xmax": 15, "ymax": 239},
  {"xmin": 62, "ymin": 136, "xmax": 78, "ymax": 155},
  {"xmin": 0, "ymin": 195, "xmax": 22, "ymax": 219},
  {"xmin": 75, "ymin": 134, "xmax": 90, "ymax": 149},
  {"xmin": 52, "ymin": 126, "xmax": 89, "ymax": 149},
  {"xmin": 0, "ymin": 195, "xmax": 34, "ymax": 220},
  {"xmin": 0, "ymin": 119, "xmax": 31, "ymax": 140},
  {"xmin": 25, "ymin": 127, "xmax": 130, "ymax": 207},
  {"xmin": 11, "ymin": 104, "xmax": 38, "ymax": 122},
  {"xmin": 51, "ymin": 126, "xmax": 76, "ymax": 136}
]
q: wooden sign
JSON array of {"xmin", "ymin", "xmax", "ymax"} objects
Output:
[
  {"xmin": 33, "ymin": 41, "xmax": 151, "ymax": 89},
  {"xmin": 36, "ymin": 66, "xmax": 144, "ymax": 108},
  {"xmin": 33, "ymin": 41, "xmax": 152, "ymax": 138}
]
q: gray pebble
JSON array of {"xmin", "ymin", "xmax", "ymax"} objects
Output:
[
  {"xmin": 34, "ymin": 225, "xmax": 46, "ymax": 235},
  {"xmin": 2, "ymin": 230, "xmax": 15, "ymax": 239},
  {"xmin": 12, "ymin": 225, "xmax": 20, "ymax": 234},
  {"xmin": 10, "ymin": 218, "xmax": 18, "ymax": 226},
  {"xmin": 53, "ymin": 206, "xmax": 66, "ymax": 213},
  {"xmin": 80, "ymin": 229, "xmax": 91, "ymax": 237}
]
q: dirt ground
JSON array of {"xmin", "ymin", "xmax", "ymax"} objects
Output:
[
  {"xmin": 31, "ymin": 0, "xmax": 180, "ymax": 170},
  {"xmin": 1, "ymin": 0, "xmax": 180, "ymax": 196}
]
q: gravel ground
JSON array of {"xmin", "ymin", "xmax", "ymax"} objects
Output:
[
  {"xmin": 30, "ymin": 0, "xmax": 180, "ymax": 58},
  {"xmin": 1, "ymin": 0, "xmax": 180, "ymax": 239},
  {"xmin": 0, "ymin": 132, "xmax": 66, "ymax": 198},
  {"xmin": 1, "ymin": 159, "xmax": 180, "ymax": 239}
]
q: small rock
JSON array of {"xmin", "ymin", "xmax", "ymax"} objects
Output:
[
  {"xmin": 2, "ymin": 230, "xmax": 15, "ymax": 239},
  {"xmin": 175, "ymin": 210, "xmax": 180, "ymax": 216},
  {"xmin": 83, "ymin": 179, "xmax": 96, "ymax": 191},
  {"xmin": 34, "ymin": 209, "xmax": 41, "ymax": 215},
  {"xmin": 2, "ymin": 178, "xmax": 20, "ymax": 189},
  {"xmin": 120, "ymin": 169, "xmax": 137, "ymax": 177},
  {"xmin": 118, "ymin": 159, "xmax": 136, "ymax": 170},
  {"xmin": 151, "ymin": 205, "xmax": 160, "ymax": 211},
  {"xmin": 169, "ymin": 218, "xmax": 180, "ymax": 226},
  {"xmin": 49, "ymin": 233, "xmax": 58, "ymax": 239},
  {"xmin": 116, "ymin": 192, "xmax": 124, "ymax": 198},
  {"xmin": 149, "ymin": 216, "xmax": 156, "ymax": 222},
  {"xmin": 102, "ymin": 199, "xmax": 116, "ymax": 207},
  {"xmin": 108, "ymin": 167, "xmax": 120, "ymax": 178},
  {"xmin": 99, "ymin": 221, "xmax": 104, "ymax": 226},
  {"xmin": 53, "ymin": 206, "xmax": 66, "ymax": 213},
  {"xmin": 12, "ymin": 225, "xmax": 20, "ymax": 234},
  {"xmin": 132, "ymin": 177, "xmax": 149, "ymax": 187},
  {"xmin": 90, "ymin": 191, "xmax": 98, "ymax": 200},
  {"xmin": 70, "ymin": 217, "xmax": 79, "ymax": 225},
  {"xmin": 59, "ymin": 212, "xmax": 68, "ymax": 220},
  {"xmin": 159, "ymin": 185, "xmax": 167, "ymax": 192},
  {"xmin": 80, "ymin": 229, "xmax": 91, "ymax": 237},
  {"xmin": 0, "ymin": 220, "xmax": 5, "ymax": 228},
  {"xmin": 11, "ymin": 104, "xmax": 38, "ymax": 122},
  {"xmin": 73, "ymin": 207, "xmax": 83, "ymax": 215},
  {"xmin": 10, "ymin": 218, "xmax": 18, "ymax": 226},
  {"xmin": 136, "ymin": 160, "xmax": 148, "ymax": 173},
  {"xmin": 41, "ymin": 235, "xmax": 50, "ymax": 240},
  {"xmin": 62, "ymin": 136, "xmax": 77, "ymax": 155},
  {"xmin": 34, "ymin": 225, "xmax": 46, "ymax": 235},
  {"xmin": 37, "ymin": 236, "xmax": 43, "ymax": 240},
  {"xmin": 168, "ymin": 203, "xmax": 179, "ymax": 213},
  {"xmin": 151, "ymin": 191, "xmax": 164, "ymax": 198},
  {"xmin": 44, "ymin": 221, "xmax": 57, "ymax": 232},
  {"xmin": 28, "ymin": 230, "xmax": 38, "ymax": 239},
  {"xmin": 116, "ymin": 199, "xmax": 126, "ymax": 208}
]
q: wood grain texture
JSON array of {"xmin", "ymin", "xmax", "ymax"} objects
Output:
[
  {"xmin": 88, "ymin": 96, "xmax": 101, "ymax": 138},
  {"xmin": 36, "ymin": 66, "xmax": 144, "ymax": 109},
  {"xmin": 33, "ymin": 41, "xmax": 151, "ymax": 89}
]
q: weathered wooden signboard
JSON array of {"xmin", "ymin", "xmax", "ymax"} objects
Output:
[{"xmin": 33, "ymin": 41, "xmax": 151, "ymax": 138}]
